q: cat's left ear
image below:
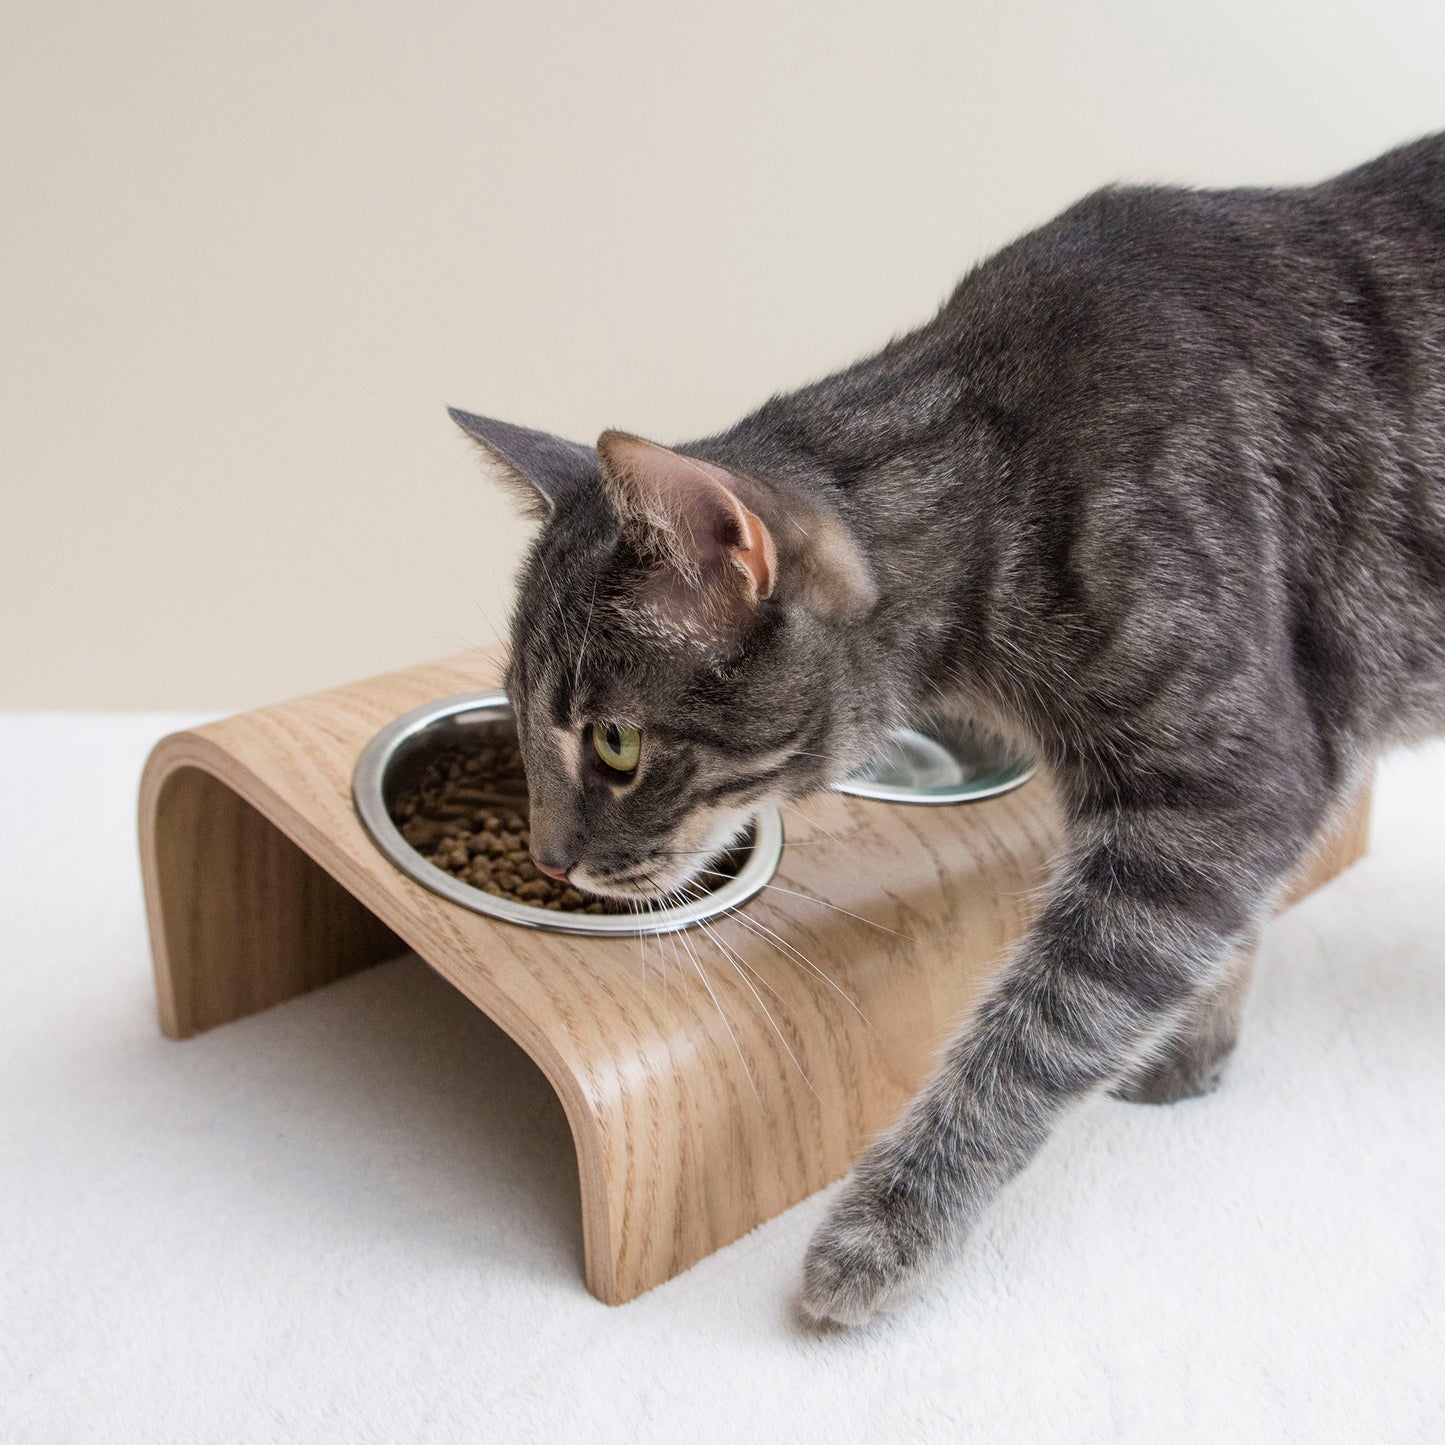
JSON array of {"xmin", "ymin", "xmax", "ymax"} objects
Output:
[
  {"xmin": 448, "ymin": 407, "xmax": 595, "ymax": 520},
  {"xmin": 596, "ymin": 432, "xmax": 776, "ymax": 603}
]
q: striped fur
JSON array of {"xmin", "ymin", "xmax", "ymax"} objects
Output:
[{"xmin": 453, "ymin": 134, "xmax": 1445, "ymax": 1326}]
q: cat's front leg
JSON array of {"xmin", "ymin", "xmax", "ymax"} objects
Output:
[{"xmin": 800, "ymin": 807, "xmax": 1292, "ymax": 1327}]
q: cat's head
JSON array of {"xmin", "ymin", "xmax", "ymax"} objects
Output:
[{"xmin": 449, "ymin": 408, "xmax": 880, "ymax": 901}]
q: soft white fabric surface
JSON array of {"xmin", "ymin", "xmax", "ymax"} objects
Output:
[{"xmin": 1, "ymin": 715, "xmax": 1441, "ymax": 1444}]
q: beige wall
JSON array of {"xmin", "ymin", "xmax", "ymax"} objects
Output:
[{"xmin": 4, "ymin": 0, "xmax": 1442, "ymax": 709}]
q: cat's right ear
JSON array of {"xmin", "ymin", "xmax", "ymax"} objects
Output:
[{"xmin": 447, "ymin": 408, "xmax": 595, "ymax": 520}]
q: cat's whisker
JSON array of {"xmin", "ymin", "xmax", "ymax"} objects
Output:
[
  {"xmin": 663, "ymin": 921, "xmax": 676, "ymax": 997},
  {"xmin": 778, "ymin": 803, "xmax": 863, "ymax": 858},
  {"xmin": 647, "ymin": 836, "xmax": 861, "ymax": 866},
  {"xmin": 627, "ymin": 860, "xmax": 880, "ymax": 1032},
  {"xmin": 670, "ymin": 909, "xmax": 761, "ymax": 1107},
  {"xmin": 688, "ymin": 907, "xmax": 816, "ymax": 1097},
  {"xmin": 573, "ymin": 577, "xmax": 598, "ymax": 694},
  {"xmin": 674, "ymin": 880, "xmax": 779, "ymax": 1001},
  {"xmin": 699, "ymin": 920, "xmax": 791, "ymax": 1013},
  {"xmin": 426, "ymin": 625, "xmax": 492, "ymax": 654},
  {"xmin": 536, "ymin": 554, "xmax": 576, "ymax": 654},
  {"xmin": 456, "ymin": 575, "xmax": 506, "ymax": 648},
  {"xmin": 629, "ymin": 897, "xmax": 647, "ymax": 990},
  {"xmin": 722, "ymin": 907, "xmax": 867, "ymax": 1023},
  {"xmin": 696, "ymin": 868, "xmax": 910, "ymax": 939},
  {"xmin": 707, "ymin": 899, "xmax": 878, "ymax": 1037}
]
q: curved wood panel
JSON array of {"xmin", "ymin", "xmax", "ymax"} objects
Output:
[
  {"xmin": 137, "ymin": 650, "xmax": 1371, "ymax": 1304},
  {"xmin": 142, "ymin": 764, "xmax": 405, "ymax": 1034}
]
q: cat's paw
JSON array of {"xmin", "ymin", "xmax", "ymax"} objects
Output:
[
  {"xmin": 1110, "ymin": 1040, "xmax": 1235, "ymax": 1105},
  {"xmin": 799, "ymin": 1169, "xmax": 935, "ymax": 1328}
]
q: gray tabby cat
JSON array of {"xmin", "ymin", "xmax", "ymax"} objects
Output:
[{"xmin": 450, "ymin": 133, "xmax": 1445, "ymax": 1326}]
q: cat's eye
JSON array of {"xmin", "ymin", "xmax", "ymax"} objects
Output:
[{"xmin": 592, "ymin": 722, "xmax": 641, "ymax": 774}]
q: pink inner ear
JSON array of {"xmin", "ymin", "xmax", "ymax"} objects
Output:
[
  {"xmin": 598, "ymin": 433, "xmax": 776, "ymax": 601},
  {"xmin": 727, "ymin": 497, "xmax": 776, "ymax": 600}
]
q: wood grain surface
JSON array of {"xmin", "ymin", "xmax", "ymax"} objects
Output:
[{"xmin": 138, "ymin": 650, "xmax": 1371, "ymax": 1304}]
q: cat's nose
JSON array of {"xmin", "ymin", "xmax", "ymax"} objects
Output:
[
  {"xmin": 532, "ymin": 852, "xmax": 573, "ymax": 882},
  {"xmin": 528, "ymin": 802, "xmax": 578, "ymax": 880}
]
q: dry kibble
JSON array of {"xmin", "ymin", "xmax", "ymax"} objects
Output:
[{"xmin": 399, "ymin": 818, "xmax": 446, "ymax": 848}]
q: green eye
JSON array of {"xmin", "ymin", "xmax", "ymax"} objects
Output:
[{"xmin": 592, "ymin": 722, "xmax": 641, "ymax": 774}]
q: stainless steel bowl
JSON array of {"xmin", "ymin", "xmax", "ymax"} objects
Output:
[
  {"xmin": 352, "ymin": 692, "xmax": 784, "ymax": 937},
  {"xmin": 834, "ymin": 718, "xmax": 1036, "ymax": 805}
]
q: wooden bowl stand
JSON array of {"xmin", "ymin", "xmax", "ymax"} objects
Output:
[{"xmin": 138, "ymin": 649, "xmax": 1370, "ymax": 1305}]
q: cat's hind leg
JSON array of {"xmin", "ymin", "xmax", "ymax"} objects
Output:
[{"xmin": 1110, "ymin": 934, "xmax": 1257, "ymax": 1104}]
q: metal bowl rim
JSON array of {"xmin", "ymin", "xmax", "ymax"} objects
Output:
[
  {"xmin": 831, "ymin": 722, "xmax": 1037, "ymax": 805},
  {"xmin": 352, "ymin": 690, "xmax": 784, "ymax": 936}
]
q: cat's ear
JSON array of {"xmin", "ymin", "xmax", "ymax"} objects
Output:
[
  {"xmin": 448, "ymin": 407, "xmax": 595, "ymax": 520},
  {"xmin": 596, "ymin": 432, "xmax": 776, "ymax": 603}
]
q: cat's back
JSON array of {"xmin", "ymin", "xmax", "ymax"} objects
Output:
[
  {"xmin": 949, "ymin": 137, "xmax": 1445, "ymax": 746},
  {"xmin": 961, "ymin": 134, "xmax": 1445, "ymax": 356},
  {"xmin": 939, "ymin": 134, "xmax": 1445, "ymax": 479},
  {"xmin": 1320, "ymin": 130, "xmax": 1445, "ymax": 245}
]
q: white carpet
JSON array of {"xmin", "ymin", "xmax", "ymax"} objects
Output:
[{"xmin": 1, "ymin": 715, "xmax": 1442, "ymax": 1444}]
